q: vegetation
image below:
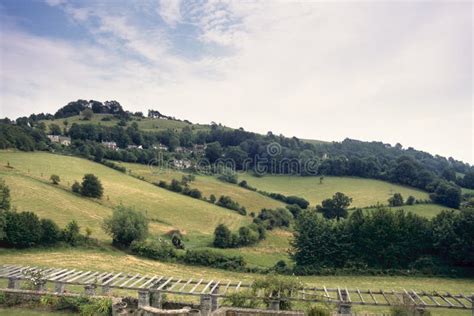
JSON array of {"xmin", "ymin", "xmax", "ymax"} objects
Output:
[
  {"xmin": 316, "ymin": 192, "xmax": 352, "ymax": 220},
  {"xmin": 49, "ymin": 174, "xmax": 60, "ymax": 185},
  {"xmin": 80, "ymin": 174, "xmax": 103, "ymax": 198},
  {"xmin": 102, "ymin": 205, "xmax": 149, "ymax": 247}
]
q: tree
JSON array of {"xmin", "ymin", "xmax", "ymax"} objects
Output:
[
  {"xmin": 461, "ymin": 171, "xmax": 474, "ymax": 189},
  {"xmin": 205, "ymin": 142, "xmax": 223, "ymax": 163},
  {"xmin": 102, "ymin": 205, "xmax": 149, "ymax": 247},
  {"xmin": 63, "ymin": 220, "xmax": 81, "ymax": 246},
  {"xmin": 388, "ymin": 193, "xmax": 404, "ymax": 207},
  {"xmin": 213, "ymin": 224, "xmax": 232, "ymax": 248},
  {"xmin": 50, "ymin": 174, "xmax": 60, "ymax": 185},
  {"xmin": 80, "ymin": 174, "xmax": 103, "ymax": 198},
  {"xmin": 71, "ymin": 181, "xmax": 81, "ymax": 193},
  {"xmin": 209, "ymin": 194, "xmax": 217, "ymax": 203},
  {"xmin": 82, "ymin": 108, "xmax": 94, "ymax": 120},
  {"xmin": 238, "ymin": 226, "xmax": 258, "ymax": 246},
  {"xmin": 0, "ymin": 179, "xmax": 11, "ymax": 211},
  {"xmin": 4, "ymin": 211, "xmax": 43, "ymax": 248},
  {"xmin": 429, "ymin": 182, "xmax": 461, "ymax": 209},
  {"xmin": 406, "ymin": 195, "xmax": 416, "ymax": 205},
  {"xmin": 40, "ymin": 218, "xmax": 61, "ymax": 245},
  {"xmin": 49, "ymin": 124, "xmax": 62, "ymax": 135},
  {"xmin": 317, "ymin": 192, "xmax": 352, "ymax": 220}
]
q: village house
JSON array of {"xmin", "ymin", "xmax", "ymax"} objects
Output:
[
  {"xmin": 127, "ymin": 144, "xmax": 143, "ymax": 150},
  {"xmin": 153, "ymin": 143, "xmax": 168, "ymax": 151},
  {"xmin": 173, "ymin": 159, "xmax": 192, "ymax": 169},
  {"xmin": 47, "ymin": 135, "xmax": 71, "ymax": 146},
  {"xmin": 101, "ymin": 141, "xmax": 118, "ymax": 150},
  {"xmin": 192, "ymin": 144, "xmax": 207, "ymax": 154}
]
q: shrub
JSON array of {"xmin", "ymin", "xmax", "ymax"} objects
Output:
[
  {"xmin": 316, "ymin": 192, "xmax": 352, "ymax": 220},
  {"xmin": 62, "ymin": 220, "xmax": 81, "ymax": 246},
  {"xmin": 183, "ymin": 187, "xmax": 202, "ymax": 199},
  {"xmin": 101, "ymin": 160, "xmax": 126, "ymax": 173},
  {"xmin": 217, "ymin": 168, "xmax": 238, "ymax": 184},
  {"xmin": 217, "ymin": 195, "xmax": 246, "ymax": 215},
  {"xmin": 130, "ymin": 239, "xmax": 176, "ymax": 260},
  {"xmin": 238, "ymin": 226, "xmax": 259, "ymax": 246},
  {"xmin": 50, "ymin": 174, "xmax": 60, "ymax": 185},
  {"xmin": 169, "ymin": 179, "xmax": 183, "ymax": 192},
  {"xmin": 102, "ymin": 205, "xmax": 149, "ymax": 247},
  {"xmin": 40, "ymin": 218, "xmax": 61, "ymax": 245},
  {"xmin": 255, "ymin": 208, "xmax": 292, "ymax": 230},
  {"xmin": 388, "ymin": 193, "xmax": 404, "ymax": 207},
  {"xmin": 285, "ymin": 196, "xmax": 309, "ymax": 209},
  {"xmin": 80, "ymin": 174, "xmax": 103, "ymax": 198},
  {"xmin": 4, "ymin": 211, "xmax": 42, "ymax": 248},
  {"xmin": 0, "ymin": 179, "xmax": 11, "ymax": 211},
  {"xmin": 209, "ymin": 194, "xmax": 216, "ymax": 203},
  {"xmin": 406, "ymin": 195, "xmax": 416, "ymax": 205},
  {"xmin": 213, "ymin": 224, "xmax": 233, "ymax": 248},
  {"xmin": 71, "ymin": 181, "xmax": 81, "ymax": 193},
  {"xmin": 286, "ymin": 204, "xmax": 302, "ymax": 218},
  {"xmin": 183, "ymin": 249, "xmax": 246, "ymax": 270}
]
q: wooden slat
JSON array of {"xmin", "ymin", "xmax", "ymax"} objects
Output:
[
  {"xmin": 435, "ymin": 291, "xmax": 455, "ymax": 307},
  {"xmin": 357, "ymin": 288, "xmax": 365, "ymax": 303},
  {"xmin": 189, "ymin": 279, "xmax": 203, "ymax": 293},
  {"xmin": 60, "ymin": 271, "xmax": 83, "ymax": 282},
  {"xmin": 411, "ymin": 289, "xmax": 427, "ymax": 306},
  {"xmin": 222, "ymin": 280, "xmax": 232, "ymax": 295},
  {"xmin": 201, "ymin": 280, "xmax": 214, "ymax": 294},
  {"xmin": 235, "ymin": 281, "xmax": 242, "ymax": 292},
  {"xmin": 119, "ymin": 273, "xmax": 140, "ymax": 288},
  {"xmin": 49, "ymin": 269, "xmax": 76, "ymax": 281},
  {"xmin": 111, "ymin": 274, "xmax": 128, "ymax": 286},
  {"xmin": 323, "ymin": 286, "xmax": 330, "ymax": 298},
  {"xmin": 102, "ymin": 273, "xmax": 122, "ymax": 286},
  {"xmin": 129, "ymin": 275, "xmax": 148, "ymax": 288},
  {"xmin": 139, "ymin": 276, "xmax": 159, "ymax": 289},
  {"xmin": 147, "ymin": 276, "xmax": 164, "ymax": 289},
  {"xmin": 403, "ymin": 289, "xmax": 417, "ymax": 305},
  {"xmin": 369, "ymin": 289, "xmax": 378, "ymax": 304},
  {"xmin": 381, "ymin": 290, "xmax": 391, "ymax": 305},
  {"xmin": 209, "ymin": 281, "xmax": 221, "ymax": 294},
  {"xmin": 82, "ymin": 272, "xmax": 102, "ymax": 284},
  {"xmin": 345, "ymin": 288, "xmax": 351, "ymax": 303},
  {"xmin": 178, "ymin": 278, "xmax": 193, "ymax": 292},
  {"xmin": 447, "ymin": 292, "xmax": 467, "ymax": 308},
  {"xmin": 157, "ymin": 277, "xmax": 173, "ymax": 290},
  {"xmin": 167, "ymin": 279, "xmax": 182, "ymax": 291},
  {"xmin": 45, "ymin": 268, "xmax": 69, "ymax": 280}
]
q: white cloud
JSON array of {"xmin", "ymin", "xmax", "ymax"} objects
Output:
[
  {"xmin": 158, "ymin": 0, "xmax": 182, "ymax": 27},
  {"xmin": 0, "ymin": 1, "xmax": 472, "ymax": 163}
]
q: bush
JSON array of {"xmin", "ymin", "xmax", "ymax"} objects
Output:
[
  {"xmin": 40, "ymin": 218, "xmax": 61, "ymax": 245},
  {"xmin": 101, "ymin": 160, "xmax": 126, "ymax": 173},
  {"xmin": 80, "ymin": 174, "xmax": 103, "ymax": 198},
  {"xmin": 4, "ymin": 211, "xmax": 42, "ymax": 248},
  {"xmin": 286, "ymin": 204, "xmax": 302, "ymax": 218},
  {"xmin": 183, "ymin": 249, "xmax": 246, "ymax": 270},
  {"xmin": 388, "ymin": 193, "xmax": 404, "ymax": 207},
  {"xmin": 71, "ymin": 181, "xmax": 81, "ymax": 193},
  {"xmin": 0, "ymin": 179, "xmax": 11, "ymax": 211},
  {"xmin": 238, "ymin": 226, "xmax": 259, "ymax": 246},
  {"xmin": 102, "ymin": 205, "xmax": 149, "ymax": 247},
  {"xmin": 209, "ymin": 194, "xmax": 216, "ymax": 203},
  {"xmin": 217, "ymin": 195, "xmax": 246, "ymax": 215},
  {"xmin": 50, "ymin": 174, "xmax": 60, "ymax": 185},
  {"xmin": 62, "ymin": 220, "xmax": 81, "ymax": 246},
  {"xmin": 406, "ymin": 195, "xmax": 416, "ymax": 205},
  {"xmin": 213, "ymin": 224, "xmax": 233, "ymax": 248},
  {"xmin": 217, "ymin": 168, "xmax": 238, "ymax": 184},
  {"xmin": 169, "ymin": 179, "xmax": 183, "ymax": 192},
  {"xmin": 183, "ymin": 187, "xmax": 202, "ymax": 199},
  {"xmin": 285, "ymin": 195, "xmax": 309, "ymax": 209},
  {"xmin": 130, "ymin": 239, "xmax": 176, "ymax": 260},
  {"xmin": 255, "ymin": 208, "xmax": 292, "ymax": 230}
]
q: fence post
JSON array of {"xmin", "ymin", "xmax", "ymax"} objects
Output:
[
  {"xmin": 54, "ymin": 282, "xmax": 65, "ymax": 293},
  {"xmin": 7, "ymin": 277, "xmax": 20, "ymax": 289},
  {"xmin": 84, "ymin": 284, "xmax": 96, "ymax": 296},
  {"xmin": 101, "ymin": 285, "xmax": 110, "ymax": 295},
  {"xmin": 268, "ymin": 299, "xmax": 280, "ymax": 311},
  {"xmin": 138, "ymin": 290, "xmax": 150, "ymax": 308},
  {"xmin": 338, "ymin": 289, "xmax": 352, "ymax": 315},
  {"xmin": 200, "ymin": 294, "xmax": 212, "ymax": 316},
  {"xmin": 150, "ymin": 290, "xmax": 163, "ymax": 308},
  {"xmin": 211, "ymin": 284, "xmax": 220, "ymax": 311}
]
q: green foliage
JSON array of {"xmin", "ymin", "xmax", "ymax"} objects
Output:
[
  {"xmin": 183, "ymin": 249, "xmax": 246, "ymax": 270},
  {"xmin": 254, "ymin": 208, "xmax": 292, "ymax": 230},
  {"xmin": 102, "ymin": 205, "xmax": 149, "ymax": 247},
  {"xmin": 213, "ymin": 224, "xmax": 232, "ymax": 248},
  {"xmin": 205, "ymin": 141, "xmax": 223, "ymax": 163},
  {"xmin": 317, "ymin": 192, "xmax": 352, "ymax": 220},
  {"xmin": 71, "ymin": 180, "xmax": 81, "ymax": 193},
  {"xmin": 429, "ymin": 181, "xmax": 461, "ymax": 208},
  {"xmin": 217, "ymin": 195, "xmax": 246, "ymax": 215},
  {"xmin": 217, "ymin": 167, "xmax": 238, "ymax": 184},
  {"xmin": 82, "ymin": 108, "xmax": 94, "ymax": 120},
  {"xmin": 63, "ymin": 220, "xmax": 81, "ymax": 246},
  {"xmin": 130, "ymin": 238, "xmax": 177, "ymax": 260},
  {"xmin": 223, "ymin": 290, "xmax": 260, "ymax": 309},
  {"xmin": 388, "ymin": 193, "xmax": 404, "ymax": 206},
  {"xmin": 0, "ymin": 179, "xmax": 11, "ymax": 211},
  {"xmin": 406, "ymin": 195, "xmax": 416, "ymax": 205},
  {"xmin": 40, "ymin": 218, "xmax": 61, "ymax": 244},
  {"xmin": 4, "ymin": 211, "xmax": 43, "ymax": 248},
  {"xmin": 306, "ymin": 305, "xmax": 331, "ymax": 316},
  {"xmin": 50, "ymin": 174, "xmax": 61, "ymax": 185},
  {"xmin": 80, "ymin": 174, "xmax": 103, "ymax": 198},
  {"xmin": 252, "ymin": 274, "xmax": 304, "ymax": 310},
  {"xmin": 209, "ymin": 194, "xmax": 217, "ymax": 203}
]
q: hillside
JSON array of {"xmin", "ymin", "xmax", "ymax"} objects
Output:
[{"xmin": 0, "ymin": 151, "xmax": 249, "ymax": 239}]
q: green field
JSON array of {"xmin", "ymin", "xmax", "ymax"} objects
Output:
[
  {"xmin": 41, "ymin": 114, "xmax": 212, "ymax": 133},
  {"xmin": 239, "ymin": 174, "xmax": 431, "ymax": 208},
  {"xmin": 0, "ymin": 151, "xmax": 249, "ymax": 238},
  {"xmin": 121, "ymin": 162, "xmax": 286, "ymax": 214}
]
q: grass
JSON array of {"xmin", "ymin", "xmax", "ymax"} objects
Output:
[
  {"xmin": 41, "ymin": 114, "xmax": 211, "ymax": 133},
  {"xmin": 120, "ymin": 162, "xmax": 286, "ymax": 213},
  {"xmin": 239, "ymin": 174, "xmax": 431, "ymax": 208},
  {"xmin": 0, "ymin": 151, "xmax": 249, "ymax": 238},
  {"xmin": 364, "ymin": 203, "xmax": 455, "ymax": 219},
  {"xmin": 0, "ymin": 308, "xmax": 74, "ymax": 315}
]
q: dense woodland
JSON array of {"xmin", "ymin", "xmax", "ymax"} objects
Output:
[{"xmin": 1, "ymin": 99, "xmax": 473, "ymax": 210}]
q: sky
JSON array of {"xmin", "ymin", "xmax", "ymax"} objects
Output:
[{"xmin": 0, "ymin": 0, "xmax": 472, "ymax": 164}]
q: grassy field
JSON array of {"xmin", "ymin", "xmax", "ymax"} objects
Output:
[
  {"xmin": 120, "ymin": 162, "xmax": 286, "ymax": 213},
  {"xmin": 0, "ymin": 247, "xmax": 472, "ymax": 315},
  {"xmin": 0, "ymin": 151, "xmax": 249, "ymax": 238},
  {"xmin": 41, "ymin": 114, "xmax": 211, "ymax": 133},
  {"xmin": 239, "ymin": 174, "xmax": 431, "ymax": 208}
]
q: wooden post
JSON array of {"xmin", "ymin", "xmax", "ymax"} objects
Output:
[
  {"xmin": 84, "ymin": 284, "xmax": 96, "ymax": 296},
  {"xmin": 7, "ymin": 277, "xmax": 20, "ymax": 289},
  {"xmin": 338, "ymin": 289, "xmax": 352, "ymax": 315},
  {"xmin": 268, "ymin": 299, "xmax": 280, "ymax": 311},
  {"xmin": 211, "ymin": 285, "xmax": 220, "ymax": 311},
  {"xmin": 200, "ymin": 294, "xmax": 212, "ymax": 316},
  {"xmin": 54, "ymin": 282, "xmax": 65, "ymax": 293},
  {"xmin": 150, "ymin": 290, "xmax": 163, "ymax": 308},
  {"xmin": 138, "ymin": 290, "xmax": 150, "ymax": 308},
  {"xmin": 101, "ymin": 285, "xmax": 110, "ymax": 295}
]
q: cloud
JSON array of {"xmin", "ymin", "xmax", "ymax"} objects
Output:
[
  {"xmin": 158, "ymin": 0, "xmax": 182, "ymax": 27},
  {"xmin": 0, "ymin": 1, "xmax": 472, "ymax": 163}
]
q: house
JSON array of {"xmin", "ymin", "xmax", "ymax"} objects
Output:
[
  {"xmin": 127, "ymin": 145, "xmax": 143, "ymax": 150},
  {"xmin": 153, "ymin": 143, "xmax": 168, "ymax": 151},
  {"xmin": 47, "ymin": 135, "xmax": 71, "ymax": 146},
  {"xmin": 193, "ymin": 144, "xmax": 207, "ymax": 154},
  {"xmin": 102, "ymin": 141, "xmax": 118, "ymax": 150},
  {"xmin": 173, "ymin": 159, "xmax": 192, "ymax": 169}
]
